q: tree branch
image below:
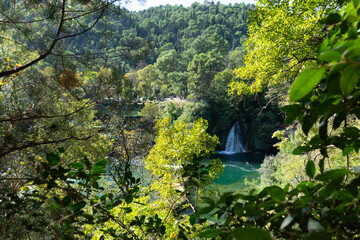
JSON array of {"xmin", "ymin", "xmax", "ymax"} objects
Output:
[
  {"xmin": 0, "ymin": 0, "xmax": 113, "ymax": 79},
  {"xmin": 0, "ymin": 0, "xmax": 67, "ymax": 78},
  {"xmin": 0, "ymin": 100, "xmax": 91, "ymax": 123},
  {"xmin": 0, "ymin": 130, "xmax": 102, "ymax": 158}
]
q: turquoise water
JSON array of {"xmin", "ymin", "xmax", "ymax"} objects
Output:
[
  {"xmin": 130, "ymin": 152, "xmax": 264, "ymax": 193},
  {"xmin": 213, "ymin": 152, "xmax": 264, "ymax": 186}
]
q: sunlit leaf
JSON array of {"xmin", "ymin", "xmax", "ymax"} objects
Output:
[
  {"xmin": 289, "ymin": 68, "xmax": 326, "ymax": 102},
  {"xmin": 318, "ymin": 51, "xmax": 341, "ymax": 62},
  {"xmin": 306, "ymin": 160, "xmax": 316, "ymax": 178},
  {"xmin": 198, "ymin": 229, "xmax": 222, "ymax": 238},
  {"xmin": 340, "ymin": 65, "xmax": 359, "ymax": 96},
  {"xmin": 315, "ymin": 169, "xmax": 350, "ymax": 181}
]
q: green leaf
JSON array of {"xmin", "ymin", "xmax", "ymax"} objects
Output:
[
  {"xmin": 306, "ymin": 160, "xmax": 316, "ymax": 178},
  {"xmin": 354, "ymin": 0, "xmax": 360, "ymax": 8},
  {"xmin": 245, "ymin": 204, "xmax": 260, "ymax": 217},
  {"xmin": 234, "ymin": 203, "xmax": 244, "ymax": 216},
  {"xmin": 340, "ymin": 21, "xmax": 349, "ymax": 34},
  {"xmin": 340, "ymin": 65, "xmax": 359, "ymax": 96},
  {"xmin": 318, "ymin": 51, "xmax": 341, "ymax": 62},
  {"xmin": 198, "ymin": 229, "xmax": 222, "ymax": 238},
  {"xmin": 333, "ymin": 112, "xmax": 346, "ymax": 130},
  {"xmin": 225, "ymin": 195, "xmax": 234, "ymax": 207},
  {"xmin": 92, "ymin": 167, "xmax": 106, "ymax": 175},
  {"xmin": 125, "ymin": 195, "xmax": 133, "ymax": 204},
  {"xmin": 344, "ymin": 127, "xmax": 360, "ymax": 139},
  {"xmin": 265, "ymin": 211, "xmax": 286, "ymax": 224},
  {"xmin": 292, "ymin": 146, "xmax": 311, "ymax": 155},
  {"xmin": 92, "ymin": 159, "xmax": 108, "ymax": 175},
  {"xmin": 319, "ymin": 121, "xmax": 327, "ymax": 141},
  {"xmin": 61, "ymin": 196, "xmax": 71, "ymax": 207},
  {"xmin": 290, "ymin": 68, "xmax": 326, "ymax": 102},
  {"xmin": 232, "ymin": 228, "xmax": 271, "ymax": 240},
  {"xmin": 93, "ymin": 159, "xmax": 108, "ymax": 168},
  {"xmin": 189, "ymin": 214, "xmax": 196, "ymax": 226},
  {"xmin": 324, "ymin": 13, "xmax": 342, "ymax": 25},
  {"xmin": 82, "ymin": 157, "xmax": 92, "ymax": 170},
  {"xmin": 342, "ymin": 146, "xmax": 354, "ymax": 156},
  {"xmin": 315, "ymin": 169, "xmax": 350, "ymax": 181},
  {"xmin": 125, "ymin": 171, "xmax": 132, "ymax": 179},
  {"xmin": 46, "ymin": 152, "xmax": 60, "ymax": 166},
  {"xmin": 347, "ymin": 27, "xmax": 358, "ymax": 39},
  {"xmin": 265, "ymin": 186, "xmax": 285, "ymax": 201},
  {"xmin": 71, "ymin": 201, "xmax": 86, "ymax": 212},
  {"xmin": 160, "ymin": 225, "xmax": 166, "ymax": 235},
  {"xmin": 302, "ymin": 115, "xmax": 317, "ymax": 136},
  {"xmin": 219, "ymin": 191, "xmax": 233, "ymax": 204},
  {"xmin": 201, "ymin": 196, "xmax": 216, "ymax": 207},
  {"xmin": 282, "ymin": 104, "xmax": 303, "ymax": 124},
  {"xmin": 338, "ymin": 0, "xmax": 346, "ymax": 6},
  {"xmin": 196, "ymin": 206, "xmax": 214, "ymax": 216},
  {"xmin": 69, "ymin": 162, "xmax": 83, "ymax": 170},
  {"xmin": 308, "ymin": 135, "xmax": 323, "ymax": 147},
  {"xmin": 283, "ymin": 183, "xmax": 290, "ymax": 193}
]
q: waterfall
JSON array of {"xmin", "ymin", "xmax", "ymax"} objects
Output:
[{"xmin": 223, "ymin": 121, "xmax": 247, "ymax": 154}]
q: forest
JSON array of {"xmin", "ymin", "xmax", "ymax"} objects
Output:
[{"xmin": 0, "ymin": 0, "xmax": 359, "ymax": 239}]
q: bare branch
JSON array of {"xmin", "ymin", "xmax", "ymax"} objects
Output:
[
  {"xmin": 0, "ymin": 99, "xmax": 92, "ymax": 123},
  {"xmin": 0, "ymin": 130, "xmax": 102, "ymax": 158},
  {"xmin": 257, "ymin": 93, "xmax": 285, "ymax": 116},
  {"xmin": 0, "ymin": 0, "xmax": 113, "ymax": 79},
  {"xmin": 57, "ymin": 8, "xmax": 105, "ymax": 41},
  {"xmin": 0, "ymin": 0, "xmax": 67, "ymax": 78}
]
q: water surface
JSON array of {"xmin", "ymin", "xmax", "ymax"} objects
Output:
[{"xmin": 213, "ymin": 152, "xmax": 264, "ymax": 187}]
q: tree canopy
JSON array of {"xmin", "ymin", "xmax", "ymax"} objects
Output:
[
  {"xmin": 230, "ymin": 0, "xmax": 339, "ymax": 96},
  {"xmin": 1, "ymin": 0, "xmax": 360, "ymax": 239}
]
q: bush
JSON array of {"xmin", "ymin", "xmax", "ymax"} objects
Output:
[
  {"xmin": 141, "ymin": 102, "xmax": 160, "ymax": 123},
  {"xmin": 177, "ymin": 101, "xmax": 211, "ymax": 124}
]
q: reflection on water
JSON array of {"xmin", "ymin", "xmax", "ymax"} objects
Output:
[{"xmin": 213, "ymin": 152, "xmax": 264, "ymax": 186}]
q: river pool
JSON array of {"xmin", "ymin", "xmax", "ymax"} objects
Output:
[{"xmin": 211, "ymin": 152, "xmax": 264, "ymax": 192}]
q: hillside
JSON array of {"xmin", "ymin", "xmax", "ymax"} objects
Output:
[{"xmin": 3, "ymin": 0, "xmax": 359, "ymax": 239}]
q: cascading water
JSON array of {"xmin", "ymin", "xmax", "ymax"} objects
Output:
[
  {"xmin": 214, "ymin": 122, "xmax": 264, "ymax": 187},
  {"xmin": 223, "ymin": 121, "xmax": 247, "ymax": 154}
]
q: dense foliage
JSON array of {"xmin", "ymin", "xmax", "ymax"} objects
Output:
[
  {"xmin": 1, "ymin": 0, "xmax": 360, "ymax": 239},
  {"xmin": 69, "ymin": 2, "xmax": 251, "ymax": 67},
  {"xmin": 197, "ymin": 0, "xmax": 360, "ymax": 239},
  {"xmin": 60, "ymin": 0, "xmax": 279, "ymax": 150},
  {"xmin": 230, "ymin": 0, "xmax": 339, "ymax": 96}
]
